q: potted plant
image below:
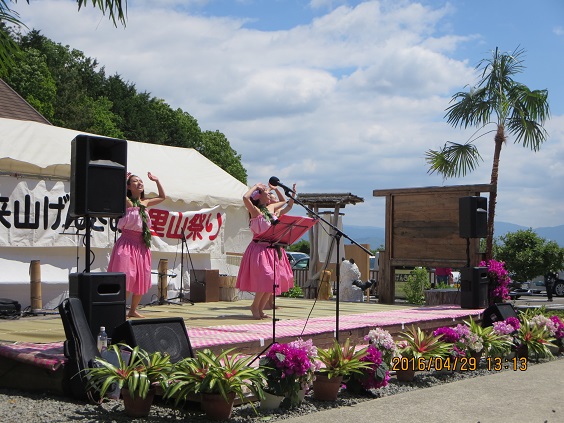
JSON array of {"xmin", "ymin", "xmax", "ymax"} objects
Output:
[
  {"xmin": 515, "ymin": 315, "xmax": 557, "ymax": 360},
  {"xmin": 364, "ymin": 327, "xmax": 400, "ymax": 368},
  {"xmin": 85, "ymin": 343, "xmax": 172, "ymax": 417},
  {"xmin": 313, "ymin": 338, "xmax": 371, "ymax": 401},
  {"xmin": 164, "ymin": 348, "xmax": 265, "ymax": 420},
  {"xmin": 258, "ymin": 338, "xmax": 317, "ymax": 409},
  {"xmin": 345, "ymin": 344, "xmax": 389, "ymax": 395},
  {"xmin": 396, "ymin": 325, "xmax": 452, "ymax": 381}
]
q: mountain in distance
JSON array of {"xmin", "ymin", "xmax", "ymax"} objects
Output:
[{"xmin": 343, "ymin": 222, "xmax": 564, "ymax": 250}]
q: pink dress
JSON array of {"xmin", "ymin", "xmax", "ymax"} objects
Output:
[
  {"xmin": 236, "ymin": 215, "xmax": 294, "ymax": 294},
  {"xmin": 107, "ymin": 207, "xmax": 152, "ymax": 295}
]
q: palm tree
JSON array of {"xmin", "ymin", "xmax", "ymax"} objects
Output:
[{"xmin": 426, "ymin": 46, "xmax": 550, "ymax": 261}]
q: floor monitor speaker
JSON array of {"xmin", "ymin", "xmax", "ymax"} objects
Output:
[
  {"xmin": 481, "ymin": 303, "xmax": 519, "ymax": 328},
  {"xmin": 112, "ymin": 317, "xmax": 194, "ymax": 363}
]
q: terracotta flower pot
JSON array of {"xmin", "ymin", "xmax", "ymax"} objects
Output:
[
  {"xmin": 121, "ymin": 388, "xmax": 155, "ymax": 418},
  {"xmin": 395, "ymin": 367, "xmax": 416, "ymax": 382},
  {"xmin": 312, "ymin": 373, "xmax": 343, "ymax": 401},
  {"xmin": 200, "ymin": 392, "xmax": 236, "ymax": 420}
]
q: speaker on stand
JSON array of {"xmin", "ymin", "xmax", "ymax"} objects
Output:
[
  {"xmin": 459, "ymin": 196, "xmax": 488, "ymax": 309},
  {"xmin": 68, "ymin": 135, "xmax": 128, "ymax": 336},
  {"xmin": 70, "ymin": 134, "xmax": 128, "ymax": 218}
]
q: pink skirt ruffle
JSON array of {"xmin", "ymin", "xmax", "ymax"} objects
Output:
[
  {"xmin": 236, "ymin": 241, "xmax": 294, "ymax": 294},
  {"xmin": 108, "ymin": 229, "xmax": 152, "ymax": 295}
]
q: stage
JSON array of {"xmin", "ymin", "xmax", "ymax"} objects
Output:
[{"xmin": 0, "ymin": 297, "xmax": 483, "ymax": 396}]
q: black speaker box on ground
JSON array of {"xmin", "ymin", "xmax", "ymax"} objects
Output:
[
  {"xmin": 459, "ymin": 196, "xmax": 488, "ymax": 238},
  {"xmin": 70, "ymin": 134, "xmax": 127, "ymax": 217},
  {"xmin": 190, "ymin": 269, "xmax": 220, "ymax": 302},
  {"xmin": 112, "ymin": 317, "xmax": 194, "ymax": 363},
  {"xmin": 460, "ymin": 266, "xmax": 489, "ymax": 309},
  {"xmin": 482, "ymin": 303, "xmax": 519, "ymax": 328},
  {"xmin": 69, "ymin": 272, "xmax": 126, "ymax": 339}
]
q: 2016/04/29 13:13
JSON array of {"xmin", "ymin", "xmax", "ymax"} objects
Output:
[{"xmin": 391, "ymin": 356, "xmax": 528, "ymax": 372}]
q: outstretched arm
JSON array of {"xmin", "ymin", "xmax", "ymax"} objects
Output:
[
  {"xmin": 277, "ymin": 183, "xmax": 297, "ymax": 216},
  {"xmin": 144, "ymin": 172, "xmax": 166, "ymax": 207},
  {"xmin": 243, "ymin": 183, "xmax": 266, "ymax": 218}
]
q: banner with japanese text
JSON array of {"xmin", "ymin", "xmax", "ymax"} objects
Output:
[{"xmin": 0, "ymin": 178, "xmax": 225, "ymax": 252}]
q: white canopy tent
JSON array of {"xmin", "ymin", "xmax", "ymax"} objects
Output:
[{"xmin": 0, "ymin": 118, "xmax": 251, "ymax": 309}]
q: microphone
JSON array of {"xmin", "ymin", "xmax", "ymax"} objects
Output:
[{"xmin": 269, "ymin": 176, "xmax": 295, "ymax": 195}]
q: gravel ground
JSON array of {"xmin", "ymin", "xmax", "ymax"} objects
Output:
[{"xmin": 1, "ymin": 355, "xmax": 560, "ymax": 423}]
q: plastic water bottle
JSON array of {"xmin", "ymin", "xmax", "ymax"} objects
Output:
[{"xmin": 97, "ymin": 326, "xmax": 108, "ymax": 352}]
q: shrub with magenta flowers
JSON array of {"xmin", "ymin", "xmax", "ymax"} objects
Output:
[
  {"xmin": 259, "ymin": 339, "xmax": 316, "ymax": 406},
  {"xmin": 480, "ymin": 259, "xmax": 511, "ymax": 304},
  {"xmin": 348, "ymin": 345, "xmax": 390, "ymax": 390}
]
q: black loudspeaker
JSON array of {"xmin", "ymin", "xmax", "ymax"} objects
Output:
[
  {"xmin": 69, "ymin": 272, "xmax": 126, "ymax": 339},
  {"xmin": 70, "ymin": 134, "xmax": 127, "ymax": 217},
  {"xmin": 482, "ymin": 303, "xmax": 519, "ymax": 328},
  {"xmin": 459, "ymin": 196, "xmax": 487, "ymax": 238},
  {"xmin": 112, "ymin": 317, "xmax": 194, "ymax": 363},
  {"xmin": 460, "ymin": 266, "xmax": 489, "ymax": 309},
  {"xmin": 190, "ymin": 269, "xmax": 220, "ymax": 302}
]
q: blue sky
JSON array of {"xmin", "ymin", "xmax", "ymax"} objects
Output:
[{"xmin": 13, "ymin": 0, "xmax": 564, "ymax": 232}]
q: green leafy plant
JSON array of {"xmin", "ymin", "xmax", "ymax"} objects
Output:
[
  {"xmin": 86, "ymin": 343, "xmax": 172, "ymax": 399},
  {"xmin": 281, "ymin": 285, "xmax": 303, "ymax": 298},
  {"xmin": 515, "ymin": 316, "xmax": 557, "ymax": 360},
  {"xmin": 164, "ymin": 348, "xmax": 265, "ymax": 407},
  {"xmin": 315, "ymin": 338, "xmax": 372, "ymax": 379},
  {"xmin": 404, "ymin": 267, "xmax": 430, "ymax": 305},
  {"xmin": 397, "ymin": 325, "xmax": 452, "ymax": 360}
]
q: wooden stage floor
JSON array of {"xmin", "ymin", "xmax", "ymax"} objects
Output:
[{"xmin": 0, "ymin": 297, "xmax": 484, "ymax": 395}]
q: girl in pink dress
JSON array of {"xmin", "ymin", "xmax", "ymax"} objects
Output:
[
  {"xmin": 108, "ymin": 172, "xmax": 166, "ymax": 318},
  {"xmin": 236, "ymin": 182, "xmax": 295, "ymax": 319},
  {"xmin": 264, "ymin": 182, "xmax": 297, "ymax": 309}
]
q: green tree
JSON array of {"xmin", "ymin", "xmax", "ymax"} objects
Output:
[
  {"xmin": 494, "ymin": 229, "xmax": 564, "ymax": 282},
  {"xmin": 1, "ymin": 1, "xmax": 127, "ymax": 73},
  {"xmin": 1, "ymin": 46, "xmax": 56, "ymax": 120},
  {"xmin": 425, "ymin": 47, "xmax": 550, "ymax": 261},
  {"xmin": 287, "ymin": 240, "xmax": 310, "ymax": 255},
  {"xmin": 201, "ymin": 130, "xmax": 248, "ymax": 184}
]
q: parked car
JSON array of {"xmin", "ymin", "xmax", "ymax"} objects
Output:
[
  {"xmin": 286, "ymin": 251, "xmax": 309, "ymax": 265},
  {"xmin": 509, "ymin": 273, "xmax": 564, "ymax": 298},
  {"xmin": 291, "ymin": 257, "xmax": 309, "ymax": 270}
]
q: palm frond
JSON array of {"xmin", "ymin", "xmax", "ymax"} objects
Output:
[
  {"xmin": 425, "ymin": 141, "xmax": 482, "ymax": 178},
  {"xmin": 445, "ymin": 88, "xmax": 492, "ymax": 129},
  {"xmin": 77, "ymin": 0, "xmax": 128, "ymax": 27}
]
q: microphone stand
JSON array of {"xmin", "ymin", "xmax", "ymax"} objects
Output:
[
  {"xmin": 279, "ymin": 186, "xmax": 371, "ymax": 342},
  {"xmin": 167, "ymin": 229, "xmax": 195, "ymax": 305}
]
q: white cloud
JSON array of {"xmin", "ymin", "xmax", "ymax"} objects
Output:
[{"xmin": 12, "ymin": 0, "xmax": 564, "ymax": 231}]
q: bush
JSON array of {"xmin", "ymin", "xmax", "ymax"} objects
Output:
[
  {"xmin": 281, "ymin": 286, "xmax": 303, "ymax": 298},
  {"xmin": 404, "ymin": 267, "xmax": 429, "ymax": 305}
]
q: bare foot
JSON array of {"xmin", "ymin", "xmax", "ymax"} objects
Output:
[
  {"xmin": 128, "ymin": 311, "xmax": 145, "ymax": 318},
  {"xmin": 260, "ymin": 313, "xmax": 270, "ymax": 319},
  {"xmin": 250, "ymin": 306, "xmax": 262, "ymax": 320}
]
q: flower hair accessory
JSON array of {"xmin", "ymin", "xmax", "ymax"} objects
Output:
[{"xmin": 250, "ymin": 189, "xmax": 261, "ymax": 200}]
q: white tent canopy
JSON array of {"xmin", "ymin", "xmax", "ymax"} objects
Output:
[
  {"xmin": 0, "ymin": 118, "xmax": 247, "ymax": 207},
  {"xmin": 0, "ymin": 118, "xmax": 251, "ymax": 309}
]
